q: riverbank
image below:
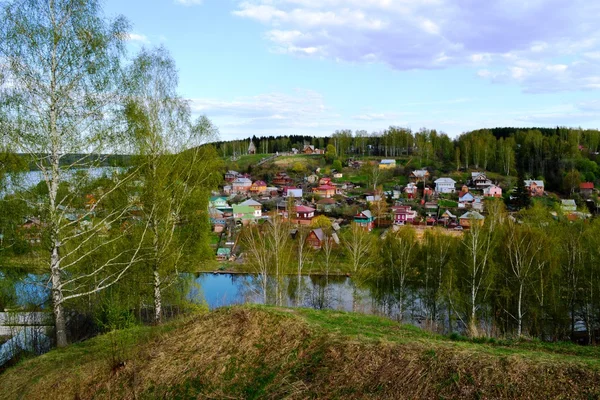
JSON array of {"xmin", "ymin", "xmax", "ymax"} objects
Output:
[{"xmin": 1, "ymin": 305, "xmax": 599, "ymax": 399}]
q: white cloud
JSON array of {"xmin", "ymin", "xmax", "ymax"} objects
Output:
[
  {"xmin": 189, "ymin": 90, "xmax": 344, "ymax": 139},
  {"xmin": 174, "ymin": 0, "xmax": 203, "ymax": 5},
  {"xmin": 233, "ymin": 0, "xmax": 600, "ymax": 92},
  {"xmin": 126, "ymin": 33, "xmax": 150, "ymax": 44}
]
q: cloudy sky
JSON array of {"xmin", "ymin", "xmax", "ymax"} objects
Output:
[{"xmin": 106, "ymin": 0, "xmax": 600, "ymax": 141}]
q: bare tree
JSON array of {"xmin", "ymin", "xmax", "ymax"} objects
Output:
[
  {"xmin": 460, "ymin": 200, "xmax": 503, "ymax": 336},
  {"xmin": 380, "ymin": 227, "xmax": 417, "ymax": 320},
  {"xmin": 344, "ymin": 223, "xmax": 373, "ymax": 274},
  {"xmin": 294, "ymin": 226, "xmax": 310, "ymax": 306},
  {"xmin": 242, "ymin": 225, "xmax": 270, "ymax": 304},
  {"xmin": 0, "ymin": 0, "xmax": 148, "ymax": 347},
  {"xmin": 504, "ymin": 220, "xmax": 544, "ymax": 337}
]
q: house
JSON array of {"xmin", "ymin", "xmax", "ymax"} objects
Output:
[
  {"xmin": 333, "ymin": 172, "xmax": 343, "ymax": 179},
  {"xmin": 354, "ymin": 210, "xmax": 375, "ymax": 231},
  {"xmin": 303, "ymin": 144, "xmax": 323, "ymax": 154},
  {"xmin": 458, "ymin": 191, "xmax": 475, "ymax": 205},
  {"xmin": 440, "ymin": 210, "xmax": 457, "ymax": 225},
  {"xmin": 283, "ymin": 187, "xmax": 303, "ymax": 198},
  {"xmin": 216, "ymin": 248, "xmax": 231, "ymax": 261},
  {"xmin": 291, "ymin": 148, "xmax": 299, "ymax": 155},
  {"xmin": 319, "ymin": 177, "xmax": 332, "ymax": 186},
  {"xmin": 248, "ymin": 140, "xmax": 256, "ymax": 155},
  {"xmin": 483, "ymin": 185, "xmax": 502, "ymax": 198},
  {"xmin": 295, "ymin": 205, "xmax": 316, "ymax": 225},
  {"xmin": 313, "ymin": 185, "xmax": 336, "ymax": 198},
  {"xmin": 232, "ymin": 205, "xmax": 256, "ymax": 225},
  {"xmin": 232, "ymin": 177, "xmax": 252, "ymax": 193},
  {"xmin": 524, "ymin": 180, "xmax": 544, "ymax": 197},
  {"xmin": 306, "ymin": 228, "xmax": 340, "ymax": 250},
  {"xmin": 459, "ymin": 211, "xmax": 485, "ymax": 228},
  {"xmin": 209, "ymin": 207, "xmax": 226, "ymax": 223},
  {"xmin": 472, "ymin": 197, "xmax": 484, "ymax": 212},
  {"xmin": 434, "ymin": 177, "xmax": 456, "ymax": 194},
  {"xmin": 379, "ymin": 159, "xmax": 396, "ymax": 170},
  {"xmin": 20, "ymin": 217, "xmax": 42, "ymax": 244},
  {"xmin": 303, "ymin": 144, "xmax": 316, "ymax": 154},
  {"xmin": 561, "ymin": 199, "xmax": 577, "ymax": 213},
  {"xmin": 580, "ymin": 182, "xmax": 594, "ymax": 196},
  {"xmin": 366, "ymin": 194, "xmax": 382, "ymax": 203},
  {"xmin": 471, "ymin": 172, "xmax": 492, "ymax": 188},
  {"xmin": 224, "ymin": 170, "xmax": 240, "ymax": 183},
  {"xmin": 209, "ymin": 196, "xmax": 230, "ymax": 211},
  {"xmin": 404, "ymin": 182, "xmax": 418, "ymax": 199},
  {"xmin": 249, "ymin": 180, "xmax": 267, "ymax": 194},
  {"xmin": 410, "ymin": 169, "xmax": 430, "ymax": 182},
  {"xmin": 273, "ymin": 172, "xmax": 293, "ymax": 186},
  {"xmin": 239, "ymin": 199, "xmax": 262, "ymax": 217},
  {"xmin": 392, "ymin": 205, "xmax": 417, "ymax": 225},
  {"xmin": 316, "ymin": 198, "xmax": 336, "ymax": 212}
]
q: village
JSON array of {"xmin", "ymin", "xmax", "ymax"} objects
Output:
[{"xmin": 209, "ymin": 141, "xmax": 594, "ymax": 266}]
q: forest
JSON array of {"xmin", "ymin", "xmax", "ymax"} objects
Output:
[{"xmin": 218, "ymin": 126, "xmax": 600, "ymax": 194}]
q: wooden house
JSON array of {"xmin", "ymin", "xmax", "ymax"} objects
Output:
[
  {"xmin": 354, "ymin": 210, "xmax": 375, "ymax": 231},
  {"xmin": 524, "ymin": 180, "xmax": 544, "ymax": 197},
  {"xmin": 410, "ymin": 169, "xmax": 429, "ymax": 182},
  {"xmin": 249, "ymin": 180, "xmax": 267, "ymax": 194},
  {"xmin": 316, "ymin": 198, "xmax": 336, "ymax": 212},
  {"xmin": 313, "ymin": 185, "xmax": 336, "ymax": 198},
  {"xmin": 470, "ymin": 172, "xmax": 492, "ymax": 188},
  {"xmin": 391, "ymin": 205, "xmax": 417, "ymax": 225},
  {"xmin": 306, "ymin": 228, "xmax": 340, "ymax": 250},
  {"xmin": 580, "ymin": 182, "xmax": 594, "ymax": 196},
  {"xmin": 294, "ymin": 205, "xmax": 316, "ymax": 225},
  {"xmin": 459, "ymin": 211, "xmax": 485, "ymax": 228},
  {"xmin": 273, "ymin": 172, "xmax": 293, "ymax": 186},
  {"xmin": 224, "ymin": 170, "xmax": 240, "ymax": 183}
]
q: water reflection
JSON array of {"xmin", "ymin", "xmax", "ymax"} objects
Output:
[{"xmin": 190, "ymin": 273, "xmax": 423, "ymax": 325}]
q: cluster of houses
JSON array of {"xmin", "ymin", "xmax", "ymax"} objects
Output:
[{"xmin": 210, "ymin": 157, "xmax": 597, "ymax": 262}]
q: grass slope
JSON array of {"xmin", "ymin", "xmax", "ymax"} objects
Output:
[{"xmin": 1, "ymin": 306, "xmax": 600, "ymax": 399}]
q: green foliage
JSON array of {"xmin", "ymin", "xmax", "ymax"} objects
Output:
[{"xmin": 332, "ymin": 159, "xmax": 343, "ymax": 171}]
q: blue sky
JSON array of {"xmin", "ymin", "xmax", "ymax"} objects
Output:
[{"xmin": 105, "ymin": 0, "xmax": 600, "ymax": 141}]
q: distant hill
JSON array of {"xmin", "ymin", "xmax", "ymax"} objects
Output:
[{"xmin": 2, "ymin": 306, "xmax": 599, "ymax": 399}]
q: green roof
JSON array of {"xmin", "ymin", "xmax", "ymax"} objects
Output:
[
  {"xmin": 217, "ymin": 248, "xmax": 231, "ymax": 256},
  {"xmin": 232, "ymin": 205, "xmax": 255, "ymax": 215}
]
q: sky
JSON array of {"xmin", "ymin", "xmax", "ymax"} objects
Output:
[{"xmin": 104, "ymin": 0, "xmax": 600, "ymax": 141}]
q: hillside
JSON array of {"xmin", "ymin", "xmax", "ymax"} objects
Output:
[{"xmin": 1, "ymin": 306, "xmax": 600, "ymax": 399}]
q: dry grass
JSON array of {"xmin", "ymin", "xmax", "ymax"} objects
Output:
[{"xmin": 1, "ymin": 306, "xmax": 600, "ymax": 399}]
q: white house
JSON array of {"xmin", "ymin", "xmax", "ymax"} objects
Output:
[
  {"xmin": 434, "ymin": 177, "xmax": 456, "ymax": 194},
  {"xmin": 285, "ymin": 188, "xmax": 303, "ymax": 198},
  {"xmin": 239, "ymin": 199, "xmax": 262, "ymax": 217}
]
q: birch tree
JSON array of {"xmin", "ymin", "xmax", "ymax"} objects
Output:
[
  {"xmin": 459, "ymin": 200, "xmax": 503, "ymax": 336},
  {"xmin": 0, "ymin": 0, "xmax": 148, "ymax": 347},
  {"xmin": 124, "ymin": 46, "xmax": 221, "ymax": 323},
  {"xmin": 504, "ymin": 221, "xmax": 544, "ymax": 337},
  {"xmin": 380, "ymin": 227, "xmax": 417, "ymax": 320}
]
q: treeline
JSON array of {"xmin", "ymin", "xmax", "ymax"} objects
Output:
[
  {"xmin": 217, "ymin": 126, "xmax": 600, "ymax": 194},
  {"xmin": 242, "ymin": 201, "xmax": 600, "ymax": 342},
  {"xmin": 213, "ymin": 135, "xmax": 323, "ymax": 156},
  {"xmin": 370, "ymin": 201, "xmax": 600, "ymax": 342}
]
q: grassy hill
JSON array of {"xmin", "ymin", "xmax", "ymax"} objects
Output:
[{"xmin": 1, "ymin": 306, "xmax": 600, "ymax": 399}]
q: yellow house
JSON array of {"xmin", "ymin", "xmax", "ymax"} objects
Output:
[{"xmin": 379, "ymin": 159, "xmax": 396, "ymax": 169}]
